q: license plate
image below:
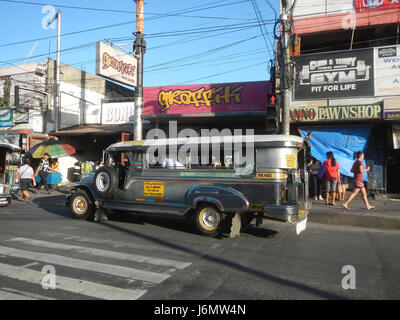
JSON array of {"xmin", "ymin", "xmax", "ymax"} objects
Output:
[{"xmin": 296, "ymin": 217, "xmax": 307, "ymax": 235}]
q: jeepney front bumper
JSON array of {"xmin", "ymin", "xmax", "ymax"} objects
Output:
[{"xmin": 263, "ymin": 203, "xmax": 309, "ymax": 224}]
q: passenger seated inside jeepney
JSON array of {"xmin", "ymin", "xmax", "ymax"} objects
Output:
[{"xmin": 161, "ymin": 157, "xmax": 184, "ymax": 169}]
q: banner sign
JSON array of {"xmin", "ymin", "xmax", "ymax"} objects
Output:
[
  {"xmin": 0, "ymin": 108, "xmax": 13, "ymax": 127},
  {"xmin": 0, "ymin": 133, "xmax": 19, "ymax": 147},
  {"xmin": 294, "ymin": 49, "xmax": 374, "ymax": 100},
  {"xmin": 96, "ymin": 42, "xmax": 137, "ymax": 87},
  {"xmin": 355, "ymin": 0, "xmax": 400, "ymax": 12},
  {"xmin": 143, "ymin": 81, "xmax": 269, "ymax": 115},
  {"xmin": 101, "ymin": 102, "xmax": 135, "ymax": 124},
  {"xmin": 374, "ymin": 45, "xmax": 400, "ymax": 96},
  {"xmin": 290, "ymin": 105, "xmax": 382, "ymax": 122}
]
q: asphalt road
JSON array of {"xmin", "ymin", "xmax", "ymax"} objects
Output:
[{"xmin": 0, "ymin": 191, "xmax": 399, "ymax": 301}]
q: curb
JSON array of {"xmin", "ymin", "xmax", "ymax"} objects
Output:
[{"xmin": 309, "ymin": 207, "xmax": 400, "ymax": 231}]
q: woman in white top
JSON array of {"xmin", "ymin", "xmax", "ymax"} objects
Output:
[{"xmin": 16, "ymin": 157, "xmax": 37, "ymax": 203}]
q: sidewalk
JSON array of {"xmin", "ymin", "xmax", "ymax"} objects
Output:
[
  {"xmin": 55, "ymin": 183, "xmax": 400, "ymax": 231},
  {"xmin": 309, "ymin": 195, "xmax": 400, "ymax": 231}
]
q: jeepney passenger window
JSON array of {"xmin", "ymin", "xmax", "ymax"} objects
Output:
[
  {"xmin": 130, "ymin": 152, "xmax": 143, "ymax": 176},
  {"xmin": 191, "ymin": 149, "xmax": 234, "ymax": 170},
  {"xmin": 234, "ymin": 149, "xmax": 254, "ymax": 175}
]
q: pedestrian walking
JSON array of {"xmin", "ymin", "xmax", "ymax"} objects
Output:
[
  {"xmin": 16, "ymin": 157, "xmax": 36, "ymax": 203},
  {"xmin": 343, "ymin": 151, "xmax": 375, "ymax": 210},
  {"xmin": 34, "ymin": 153, "xmax": 52, "ymax": 194},
  {"xmin": 322, "ymin": 151, "xmax": 340, "ymax": 206},
  {"xmin": 338, "ymin": 174, "xmax": 349, "ymax": 201},
  {"xmin": 308, "ymin": 157, "xmax": 323, "ymax": 200}
]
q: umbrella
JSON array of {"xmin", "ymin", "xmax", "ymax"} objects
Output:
[{"xmin": 28, "ymin": 140, "xmax": 76, "ymax": 158}]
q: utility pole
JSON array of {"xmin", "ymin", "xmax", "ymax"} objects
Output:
[
  {"xmin": 56, "ymin": 9, "xmax": 61, "ymax": 132},
  {"xmin": 134, "ymin": 0, "xmax": 145, "ymax": 141},
  {"xmin": 48, "ymin": 10, "xmax": 61, "ymax": 132},
  {"xmin": 280, "ymin": 0, "xmax": 295, "ymax": 136}
]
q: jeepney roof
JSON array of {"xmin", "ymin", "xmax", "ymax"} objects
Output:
[
  {"xmin": 106, "ymin": 135, "xmax": 305, "ymax": 152},
  {"xmin": 0, "ymin": 143, "xmax": 21, "ymax": 152}
]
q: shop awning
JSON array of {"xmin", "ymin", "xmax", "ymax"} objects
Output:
[
  {"xmin": 300, "ymin": 125, "xmax": 373, "ymax": 180},
  {"xmin": 51, "ymin": 124, "xmax": 134, "ymax": 136}
]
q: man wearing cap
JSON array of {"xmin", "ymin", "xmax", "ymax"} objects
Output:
[{"xmin": 34, "ymin": 153, "xmax": 53, "ymax": 194}]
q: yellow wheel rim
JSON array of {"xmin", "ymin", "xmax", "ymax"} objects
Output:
[
  {"xmin": 72, "ymin": 196, "xmax": 87, "ymax": 215},
  {"xmin": 198, "ymin": 207, "xmax": 220, "ymax": 231}
]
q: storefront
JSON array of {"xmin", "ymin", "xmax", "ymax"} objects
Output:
[
  {"xmin": 52, "ymin": 124, "xmax": 136, "ymax": 183},
  {"xmin": 383, "ymin": 99, "xmax": 400, "ymax": 195},
  {"xmin": 289, "ymin": 104, "xmax": 386, "ymax": 194}
]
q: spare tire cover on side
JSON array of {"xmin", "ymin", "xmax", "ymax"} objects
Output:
[{"xmin": 93, "ymin": 166, "xmax": 119, "ymax": 199}]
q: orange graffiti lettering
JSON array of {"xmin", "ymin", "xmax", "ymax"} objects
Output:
[
  {"xmin": 102, "ymin": 52, "xmax": 136, "ymax": 76},
  {"xmin": 158, "ymin": 85, "xmax": 244, "ymax": 112}
]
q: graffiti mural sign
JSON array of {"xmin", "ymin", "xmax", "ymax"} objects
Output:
[
  {"xmin": 143, "ymin": 81, "xmax": 269, "ymax": 115},
  {"xmin": 96, "ymin": 42, "xmax": 137, "ymax": 87}
]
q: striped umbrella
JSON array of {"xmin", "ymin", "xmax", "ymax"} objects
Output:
[{"xmin": 28, "ymin": 140, "xmax": 76, "ymax": 158}]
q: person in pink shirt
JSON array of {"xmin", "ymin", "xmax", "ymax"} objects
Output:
[
  {"xmin": 322, "ymin": 151, "xmax": 340, "ymax": 206},
  {"xmin": 343, "ymin": 151, "xmax": 375, "ymax": 210}
]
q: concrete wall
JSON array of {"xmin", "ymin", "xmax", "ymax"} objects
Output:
[{"xmin": 293, "ymin": 0, "xmax": 354, "ymax": 18}]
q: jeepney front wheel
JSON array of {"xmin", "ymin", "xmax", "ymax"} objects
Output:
[
  {"xmin": 70, "ymin": 191, "xmax": 95, "ymax": 221},
  {"xmin": 194, "ymin": 204, "xmax": 222, "ymax": 237}
]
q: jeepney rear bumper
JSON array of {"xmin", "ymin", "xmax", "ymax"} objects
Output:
[{"xmin": 263, "ymin": 204, "xmax": 308, "ymax": 224}]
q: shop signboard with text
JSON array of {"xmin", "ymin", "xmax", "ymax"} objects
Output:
[
  {"xmin": 294, "ymin": 49, "xmax": 374, "ymax": 100},
  {"xmin": 101, "ymin": 102, "xmax": 135, "ymax": 124},
  {"xmin": 96, "ymin": 42, "xmax": 137, "ymax": 87},
  {"xmin": 143, "ymin": 81, "xmax": 269, "ymax": 115},
  {"xmin": 374, "ymin": 44, "xmax": 400, "ymax": 97},
  {"xmin": 355, "ymin": 0, "xmax": 400, "ymax": 12},
  {"xmin": 289, "ymin": 105, "xmax": 382, "ymax": 122},
  {"xmin": 0, "ymin": 108, "xmax": 13, "ymax": 127}
]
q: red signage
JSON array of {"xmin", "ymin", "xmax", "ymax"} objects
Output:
[
  {"xmin": 355, "ymin": 0, "xmax": 400, "ymax": 12},
  {"xmin": 143, "ymin": 81, "xmax": 270, "ymax": 115}
]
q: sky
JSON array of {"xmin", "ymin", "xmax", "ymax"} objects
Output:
[{"xmin": 0, "ymin": 0, "xmax": 279, "ymax": 87}]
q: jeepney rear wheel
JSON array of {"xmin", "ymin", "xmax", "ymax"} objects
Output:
[
  {"xmin": 194, "ymin": 204, "xmax": 222, "ymax": 237},
  {"xmin": 70, "ymin": 191, "xmax": 94, "ymax": 221}
]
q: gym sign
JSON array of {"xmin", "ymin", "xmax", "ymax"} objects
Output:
[
  {"xmin": 290, "ymin": 104, "xmax": 382, "ymax": 122},
  {"xmin": 294, "ymin": 48, "xmax": 374, "ymax": 100},
  {"xmin": 96, "ymin": 42, "xmax": 137, "ymax": 87}
]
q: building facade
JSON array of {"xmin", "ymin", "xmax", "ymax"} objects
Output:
[
  {"xmin": 283, "ymin": 0, "xmax": 400, "ymax": 195},
  {"xmin": 0, "ymin": 59, "xmax": 134, "ymax": 182}
]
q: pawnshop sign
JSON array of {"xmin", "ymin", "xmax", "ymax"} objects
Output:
[
  {"xmin": 290, "ymin": 105, "xmax": 382, "ymax": 122},
  {"xmin": 143, "ymin": 81, "xmax": 269, "ymax": 115},
  {"xmin": 96, "ymin": 42, "xmax": 137, "ymax": 87}
]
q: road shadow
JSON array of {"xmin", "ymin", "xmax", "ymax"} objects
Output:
[
  {"xmin": 30, "ymin": 192, "xmax": 70, "ymax": 219},
  {"xmin": 96, "ymin": 220, "xmax": 348, "ymax": 300}
]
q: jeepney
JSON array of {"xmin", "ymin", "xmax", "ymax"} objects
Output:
[
  {"xmin": 0, "ymin": 143, "xmax": 21, "ymax": 206},
  {"xmin": 67, "ymin": 134, "xmax": 311, "ymax": 236}
]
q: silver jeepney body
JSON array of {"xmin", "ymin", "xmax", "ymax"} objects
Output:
[{"xmin": 69, "ymin": 135, "xmax": 311, "ymax": 234}]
